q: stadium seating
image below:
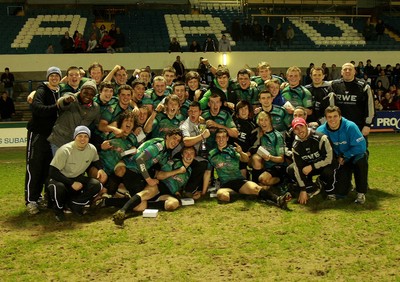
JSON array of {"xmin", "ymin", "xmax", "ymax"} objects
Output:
[
  {"xmin": 0, "ymin": 4, "xmax": 399, "ymax": 54},
  {"xmin": 0, "ymin": 6, "xmax": 94, "ymax": 54}
]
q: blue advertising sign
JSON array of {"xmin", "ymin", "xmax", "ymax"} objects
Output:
[{"xmin": 371, "ymin": 111, "xmax": 400, "ymax": 131}]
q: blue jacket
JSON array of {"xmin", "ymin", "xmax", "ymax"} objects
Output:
[{"xmin": 317, "ymin": 117, "xmax": 366, "ymax": 163}]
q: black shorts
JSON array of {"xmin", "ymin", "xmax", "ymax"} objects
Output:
[
  {"xmin": 239, "ymin": 161, "xmax": 248, "ymax": 170},
  {"xmin": 221, "ymin": 179, "xmax": 248, "ymax": 193},
  {"xmin": 265, "ymin": 165, "xmax": 286, "ymax": 181},
  {"xmin": 148, "ymin": 182, "xmax": 175, "ymax": 201},
  {"xmin": 157, "ymin": 182, "xmax": 174, "ymax": 196}
]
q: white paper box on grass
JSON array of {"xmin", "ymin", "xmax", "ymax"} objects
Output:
[
  {"xmin": 257, "ymin": 146, "xmax": 270, "ymax": 158},
  {"xmin": 143, "ymin": 209, "xmax": 158, "ymax": 218},
  {"xmin": 210, "ymin": 192, "xmax": 217, "ymax": 198},
  {"xmin": 181, "ymin": 198, "xmax": 195, "ymax": 206}
]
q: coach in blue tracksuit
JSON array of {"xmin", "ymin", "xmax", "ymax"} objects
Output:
[{"xmin": 317, "ymin": 106, "xmax": 368, "ymax": 204}]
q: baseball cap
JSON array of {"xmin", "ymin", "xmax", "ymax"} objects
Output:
[
  {"xmin": 291, "ymin": 117, "xmax": 307, "ymax": 129},
  {"xmin": 73, "ymin": 125, "xmax": 91, "ymax": 139}
]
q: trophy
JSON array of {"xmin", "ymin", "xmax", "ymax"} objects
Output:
[{"xmin": 198, "ymin": 123, "xmax": 208, "ymax": 157}]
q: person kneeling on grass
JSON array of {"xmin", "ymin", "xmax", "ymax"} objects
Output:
[
  {"xmin": 317, "ymin": 106, "xmax": 368, "ymax": 204},
  {"xmin": 286, "ymin": 117, "xmax": 336, "ymax": 204},
  {"xmin": 47, "ymin": 125, "xmax": 107, "ymax": 221},
  {"xmin": 205, "ymin": 128, "xmax": 291, "ymax": 208},
  {"xmin": 112, "ymin": 146, "xmax": 196, "ymax": 226}
]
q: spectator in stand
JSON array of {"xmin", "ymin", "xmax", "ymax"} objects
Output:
[
  {"xmin": 328, "ymin": 64, "xmax": 339, "ymax": 80},
  {"xmin": 364, "ymin": 59, "xmax": 375, "ymax": 76},
  {"xmin": 74, "ymin": 33, "xmax": 86, "ymax": 53},
  {"xmin": 392, "ymin": 63, "xmax": 400, "ymax": 86},
  {"xmin": 231, "ymin": 19, "xmax": 241, "ymax": 42},
  {"xmin": 384, "ymin": 64, "xmax": 393, "ymax": 79},
  {"xmin": 305, "ymin": 63, "xmax": 314, "ymax": 84},
  {"xmin": 108, "ymin": 24, "xmax": 117, "ymax": 39},
  {"xmin": 241, "ymin": 19, "xmax": 252, "ymax": 41},
  {"xmin": 0, "ymin": 91, "xmax": 15, "ymax": 121},
  {"xmin": 204, "ymin": 35, "xmax": 217, "ymax": 52},
  {"xmin": 99, "ymin": 24, "xmax": 107, "ymax": 40},
  {"xmin": 72, "ymin": 30, "xmax": 79, "ymax": 41},
  {"xmin": 381, "ymin": 92, "xmax": 397, "ymax": 110},
  {"xmin": 375, "ymin": 89, "xmax": 384, "ymax": 102},
  {"xmin": 363, "ymin": 19, "xmax": 376, "ymax": 41},
  {"xmin": 273, "ymin": 24, "xmax": 285, "ymax": 49},
  {"xmin": 286, "ymin": 25, "xmax": 295, "ymax": 47},
  {"xmin": 169, "ymin": 37, "xmax": 181, "ymax": 53},
  {"xmin": 395, "ymin": 88, "xmax": 400, "ymax": 109},
  {"xmin": 89, "ymin": 22, "xmax": 101, "ymax": 42},
  {"xmin": 252, "ymin": 20, "xmax": 263, "ymax": 41},
  {"xmin": 374, "ymin": 97, "xmax": 383, "ymax": 111},
  {"xmin": 87, "ymin": 33, "xmax": 98, "ymax": 53},
  {"xmin": 113, "ymin": 27, "xmax": 125, "ymax": 52},
  {"xmin": 375, "ymin": 19, "xmax": 385, "ymax": 42},
  {"xmin": 1, "ymin": 67, "xmax": 15, "ymax": 99},
  {"xmin": 322, "ymin": 63, "xmax": 329, "ymax": 78},
  {"xmin": 363, "ymin": 74, "xmax": 372, "ymax": 86},
  {"xmin": 189, "ymin": 40, "xmax": 201, "ymax": 52},
  {"xmin": 99, "ymin": 31, "xmax": 115, "ymax": 52},
  {"xmin": 374, "ymin": 64, "xmax": 383, "ymax": 77},
  {"xmin": 264, "ymin": 23, "xmax": 274, "ymax": 48},
  {"xmin": 356, "ymin": 61, "xmax": 365, "ymax": 78},
  {"xmin": 197, "ymin": 57, "xmax": 208, "ymax": 83},
  {"xmin": 172, "ymin": 55, "xmax": 185, "ymax": 81},
  {"xmin": 218, "ymin": 34, "xmax": 231, "ymax": 52},
  {"xmin": 376, "ymin": 70, "xmax": 390, "ymax": 91},
  {"xmin": 46, "ymin": 44, "xmax": 54, "ymax": 54}
]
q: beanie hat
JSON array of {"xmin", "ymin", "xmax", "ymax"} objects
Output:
[
  {"xmin": 46, "ymin": 66, "xmax": 62, "ymax": 80},
  {"xmin": 81, "ymin": 80, "xmax": 98, "ymax": 94},
  {"xmin": 73, "ymin": 125, "xmax": 91, "ymax": 139}
]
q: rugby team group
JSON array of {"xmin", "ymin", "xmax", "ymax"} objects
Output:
[{"xmin": 24, "ymin": 59, "xmax": 373, "ymax": 224}]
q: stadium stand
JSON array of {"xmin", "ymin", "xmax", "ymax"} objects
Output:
[{"xmin": 1, "ymin": 2, "xmax": 400, "ymax": 54}]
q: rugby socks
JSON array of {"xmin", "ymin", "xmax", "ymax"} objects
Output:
[
  {"xmin": 120, "ymin": 194, "xmax": 142, "ymax": 213},
  {"xmin": 104, "ymin": 198, "xmax": 128, "ymax": 208},
  {"xmin": 105, "ymin": 174, "xmax": 122, "ymax": 195},
  {"xmin": 252, "ymin": 169, "xmax": 263, "ymax": 183},
  {"xmin": 147, "ymin": 200, "xmax": 166, "ymax": 210}
]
